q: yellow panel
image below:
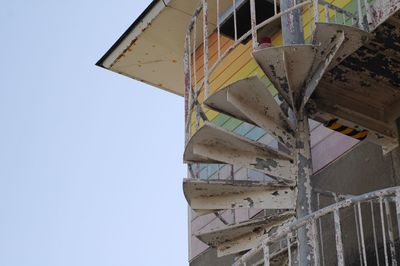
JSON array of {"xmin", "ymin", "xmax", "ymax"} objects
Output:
[
  {"xmin": 206, "ymin": 109, "xmax": 219, "ymax": 121},
  {"xmin": 223, "ymin": 60, "xmax": 259, "ymax": 87},
  {"xmin": 209, "ymin": 43, "xmax": 251, "ymax": 83}
]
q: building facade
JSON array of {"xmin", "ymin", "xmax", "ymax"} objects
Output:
[{"xmin": 98, "ymin": 0, "xmax": 400, "ymax": 264}]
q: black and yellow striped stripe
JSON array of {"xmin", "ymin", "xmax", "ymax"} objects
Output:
[{"xmin": 325, "ymin": 119, "xmax": 369, "ymax": 140}]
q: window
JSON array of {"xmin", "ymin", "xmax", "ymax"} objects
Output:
[{"xmin": 219, "ymin": 0, "xmax": 280, "ymax": 43}]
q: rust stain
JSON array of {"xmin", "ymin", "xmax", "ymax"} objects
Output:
[
  {"xmin": 110, "ymin": 37, "xmax": 138, "ymax": 68},
  {"xmin": 110, "ymin": 22, "xmax": 153, "ymax": 68}
]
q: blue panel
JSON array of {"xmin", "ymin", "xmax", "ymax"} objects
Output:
[
  {"xmin": 233, "ymin": 122, "xmax": 255, "ymax": 136},
  {"xmin": 245, "ymin": 126, "xmax": 266, "ymax": 141}
]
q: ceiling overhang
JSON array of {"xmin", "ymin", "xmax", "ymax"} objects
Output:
[{"xmin": 97, "ymin": 0, "xmax": 235, "ymax": 96}]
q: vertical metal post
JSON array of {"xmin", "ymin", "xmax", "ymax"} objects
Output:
[
  {"xmin": 295, "ymin": 112, "xmax": 316, "ymax": 265},
  {"xmin": 317, "ymin": 194, "xmax": 326, "ymax": 266},
  {"xmin": 233, "ymin": 0, "xmax": 238, "ymax": 41},
  {"xmin": 193, "ymin": 21, "xmax": 197, "ymax": 91},
  {"xmin": 370, "ymin": 201, "xmax": 380, "ymax": 266},
  {"xmin": 384, "ymin": 198, "xmax": 397, "ymax": 266},
  {"xmin": 363, "ymin": 0, "xmax": 372, "ymax": 28},
  {"xmin": 357, "ymin": 203, "xmax": 368, "ymax": 265},
  {"xmin": 354, "ymin": 205, "xmax": 363, "ymax": 265},
  {"xmin": 380, "ymin": 197, "xmax": 389, "ymax": 266},
  {"xmin": 281, "ymin": 0, "xmax": 305, "ymax": 44},
  {"xmin": 395, "ymin": 189, "xmax": 400, "ymax": 240},
  {"xmin": 263, "ymin": 241, "xmax": 271, "ymax": 266},
  {"xmin": 333, "ymin": 208, "xmax": 345, "ymax": 266},
  {"xmin": 184, "ymin": 35, "xmax": 191, "ymax": 144},
  {"xmin": 313, "ymin": 0, "xmax": 320, "ymax": 26},
  {"xmin": 202, "ymin": 0, "xmax": 209, "ymax": 98},
  {"xmin": 217, "ymin": 0, "xmax": 221, "ymax": 59},
  {"xmin": 249, "ymin": 0, "xmax": 258, "ymax": 49},
  {"xmin": 357, "ymin": 0, "xmax": 363, "ymax": 29},
  {"xmin": 325, "ymin": 5, "xmax": 330, "ymax": 23},
  {"xmin": 287, "ymin": 233, "xmax": 292, "ymax": 266}
]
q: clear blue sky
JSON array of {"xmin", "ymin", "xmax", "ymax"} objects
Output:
[{"xmin": 0, "ymin": 1, "xmax": 187, "ymax": 265}]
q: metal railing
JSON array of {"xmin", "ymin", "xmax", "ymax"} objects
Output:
[
  {"xmin": 233, "ymin": 186, "xmax": 400, "ymax": 265},
  {"xmin": 183, "ymin": 0, "xmax": 368, "ymax": 180}
]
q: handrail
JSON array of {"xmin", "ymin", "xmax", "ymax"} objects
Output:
[{"xmin": 233, "ymin": 186, "xmax": 400, "ymax": 265}]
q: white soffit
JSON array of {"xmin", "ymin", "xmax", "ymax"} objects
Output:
[{"xmin": 97, "ymin": 0, "xmax": 232, "ymax": 96}]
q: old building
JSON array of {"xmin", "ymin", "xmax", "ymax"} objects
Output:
[{"xmin": 98, "ymin": 0, "xmax": 400, "ymax": 264}]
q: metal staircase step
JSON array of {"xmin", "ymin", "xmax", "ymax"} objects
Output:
[
  {"xmin": 204, "ymin": 76, "xmax": 295, "ymax": 150},
  {"xmin": 252, "ymin": 45, "xmax": 318, "ymax": 108},
  {"xmin": 183, "ymin": 179, "xmax": 296, "ymax": 212},
  {"xmin": 312, "ymin": 23, "xmax": 372, "ymax": 71},
  {"xmin": 196, "ymin": 212, "xmax": 295, "ymax": 257},
  {"xmin": 183, "ymin": 122, "xmax": 296, "ymax": 182}
]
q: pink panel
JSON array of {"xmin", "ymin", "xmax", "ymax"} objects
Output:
[{"xmin": 311, "ymin": 131, "xmax": 359, "ymax": 172}]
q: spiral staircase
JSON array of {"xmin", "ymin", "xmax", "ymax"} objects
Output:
[{"xmin": 182, "ymin": 0, "xmax": 400, "ymax": 262}]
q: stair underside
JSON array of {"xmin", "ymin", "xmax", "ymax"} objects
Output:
[
  {"xmin": 184, "ymin": 122, "xmax": 296, "ymax": 181},
  {"xmin": 312, "ymin": 23, "xmax": 372, "ymax": 71},
  {"xmin": 204, "ymin": 76, "xmax": 295, "ymax": 149},
  {"xmin": 183, "ymin": 179, "xmax": 296, "ymax": 211},
  {"xmin": 312, "ymin": 14, "xmax": 400, "ymax": 153},
  {"xmin": 197, "ymin": 212, "xmax": 294, "ymax": 257}
]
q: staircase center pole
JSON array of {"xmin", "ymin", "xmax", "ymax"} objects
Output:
[
  {"xmin": 280, "ymin": 2, "xmax": 316, "ymax": 263},
  {"xmin": 280, "ymin": 0, "xmax": 305, "ymax": 45},
  {"xmin": 295, "ymin": 111, "xmax": 317, "ymax": 265}
]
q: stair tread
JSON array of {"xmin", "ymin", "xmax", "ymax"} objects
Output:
[
  {"xmin": 205, "ymin": 76, "xmax": 295, "ymax": 150},
  {"xmin": 197, "ymin": 211, "xmax": 295, "ymax": 247},
  {"xmin": 183, "ymin": 178, "xmax": 296, "ymax": 211},
  {"xmin": 253, "ymin": 45, "xmax": 318, "ymax": 107},
  {"xmin": 184, "ymin": 122, "xmax": 295, "ymax": 182}
]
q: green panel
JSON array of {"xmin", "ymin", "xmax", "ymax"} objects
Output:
[
  {"xmin": 199, "ymin": 163, "xmax": 207, "ymax": 171},
  {"xmin": 245, "ymin": 127, "xmax": 266, "ymax": 141},
  {"xmin": 199, "ymin": 167, "xmax": 208, "ymax": 179},
  {"xmin": 207, "ymin": 164, "xmax": 219, "ymax": 177},
  {"xmin": 222, "ymin": 118, "xmax": 243, "ymax": 131},
  {"xmin": 234, "ymin": 122, "xmax": 256, "ymax": 136},
  {"xmin": 211, "ymin": 113, "xmax": 230, "ymax": 126}
]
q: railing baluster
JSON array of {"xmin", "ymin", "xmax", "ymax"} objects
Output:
[
  {"xmin": 370, "ymin": 201, "xmax": 380, "ymax": 266},
  {"xmin": 317, "ymin": 194, "xmax": 326, "ymax": 266},
  {"xmin": 354, "ymin": 205, "xmax": 363, "ymax": 265},
  {"xmin": 274, "ymin": 0, "xmax": 278, "ymax": 15},
  {"xmin": 311, "ymin": 219, "xmax": 320, "ymax": 265},
  {"xmin": 202, "ymin": 0, "xmax": 209, "ymax": 98},
  {"xmin": 193, "ymin": 21, "xmax": 197, "ymax": 91},
  {"xmin": 357, "ymin": 203, "xmax": 368, "ymax": 265},
  {"xmin": 233, "ymin": 0, "xmax": 238, "ymax": 41},
  {"xmin": 250, "ymin": 0, "xmax": 258, "ymax": 49},
  {"xmin": 395, "ymin": 189, "xmax": 400, "ymax": 240},
  {"xmin": 380, "ymin": 197, "xmax": 389, "ymax": 266},
  {"xmin": 310, "ymin": 6, "xmax": 314, "ymax": 35},
  {"xmin": 357, "ymin": 0, "xmax": 363, "ymax": 28},
  {"xmin": 364, "ymin": 0, "xmax": 372, "ymax": 29},
  {"xmin": 333, "ymin": 207, "xmax": 345, "ymax": 266},
  {"xmin": 217, "ymin": 0, "xmax": 221, "ymax": 59},
  {"xmin": 342, "ymin": 13, "xmax": 346, "ymax": 26},
  {"xmin": 263, "ymin": 241, "xmax": 270, "ymax": 266},
  {"xmin": 325, "ymin": 5, "xmax": 329, "ymax": 23},
  {"xmin": 313, "ymin": 0, "xmax": 319, "ymax": 25},
  {"xmin": 384, "ymin": 198, "xmax": 397, "ymax": 266},
  {"xmin": 183, "ymin": 35, "xmax": 190, "ymax": 142},
  {"xmin": 287, "ymin": 233, "xmax": 292, "ymax": 266}
]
